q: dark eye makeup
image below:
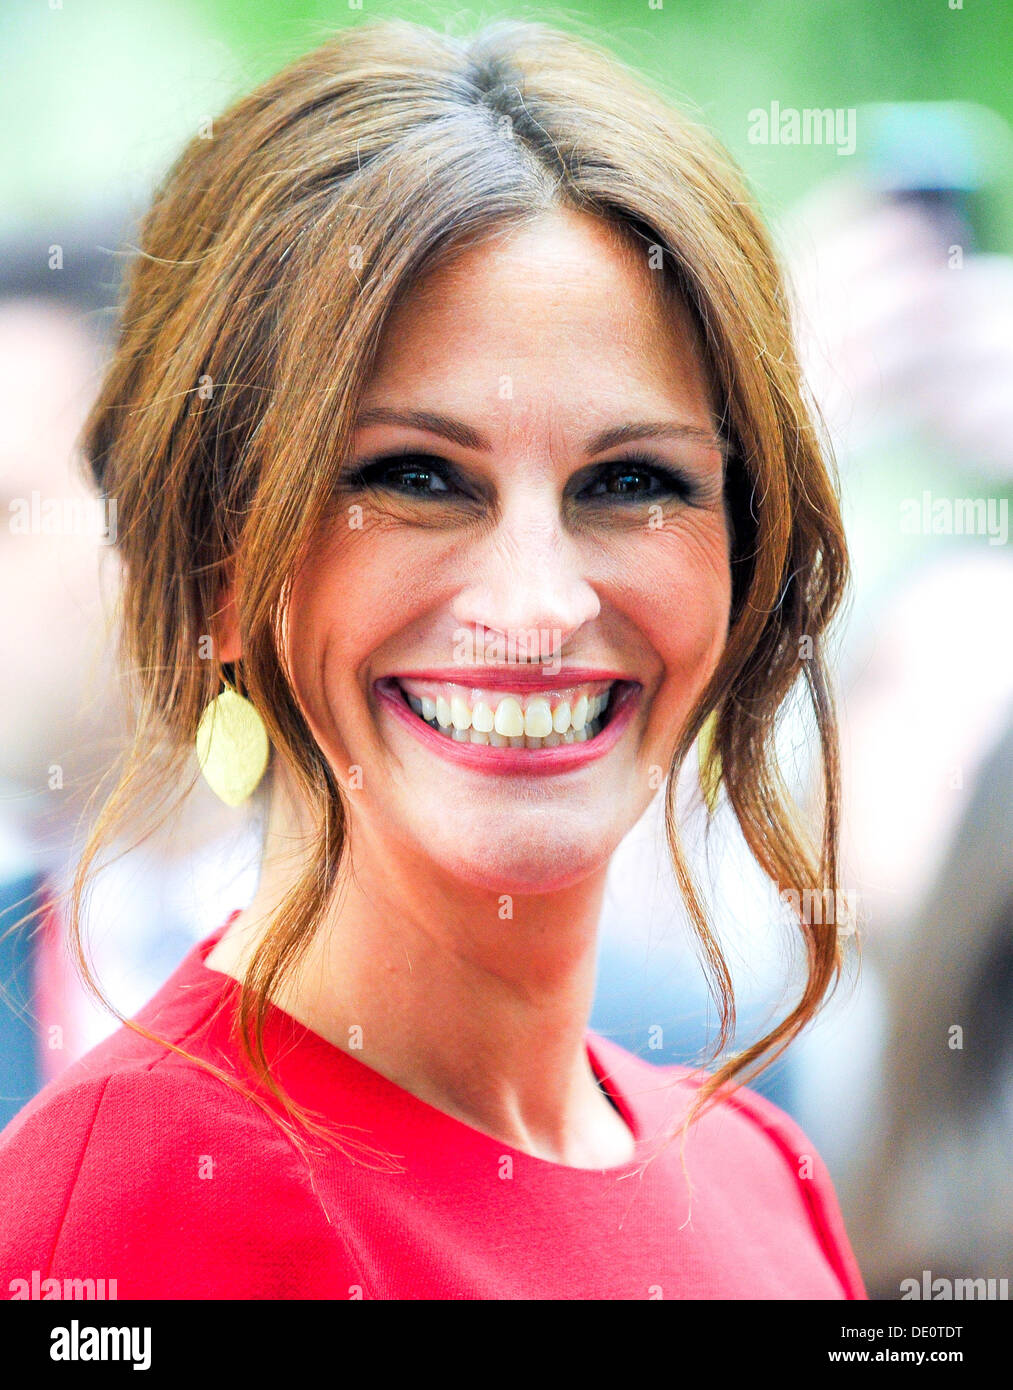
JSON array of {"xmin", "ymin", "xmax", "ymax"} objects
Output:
[{"xmin": 338, "ymin": 449, "xmax": 704, "ymax": 505}]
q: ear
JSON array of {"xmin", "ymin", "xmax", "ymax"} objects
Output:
[{"xmin": 214, "ymin": 562, "xmax": 242, "ymax": 665}]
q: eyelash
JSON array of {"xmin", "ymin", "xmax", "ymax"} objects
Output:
[{"xmin": 340, "ymin": 450, "xmax": 701, "ymax": 505}]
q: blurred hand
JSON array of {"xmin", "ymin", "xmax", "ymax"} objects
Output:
[{"xmin": 784, "ymin": 177, "xmax": 1013, "ymax": 480}]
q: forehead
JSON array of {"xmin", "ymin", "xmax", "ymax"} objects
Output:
[{"xmin": 364, "ymin": 208, "xmax": 713, "ymax": 430}]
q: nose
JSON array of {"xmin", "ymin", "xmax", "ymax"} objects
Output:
[{"xmin": 450, "ymin": 494, "xmax": 600, "ymax": 659}]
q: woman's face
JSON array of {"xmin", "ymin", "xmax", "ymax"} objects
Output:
[{"xmin": 284, "ymin": 208, "xmax": 731, "ymax": 893}]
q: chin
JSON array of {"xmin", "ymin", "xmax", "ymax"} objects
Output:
[{"xmin": 423, "ymin": 828, "xmax": 618, "ymax": 897}]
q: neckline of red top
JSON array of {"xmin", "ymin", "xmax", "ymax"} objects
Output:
[{"xmin": 190, "ymin": 909, "xmax": 651, "ymax": 1176}]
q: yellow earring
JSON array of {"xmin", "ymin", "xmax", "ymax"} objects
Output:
[
  {"xmin": 697, "ymin": 709, "xmax": 722, "ymax": 814},
  {"xmin": 195, "ymin": 687, "xmax": 270, "ymax": 806}
]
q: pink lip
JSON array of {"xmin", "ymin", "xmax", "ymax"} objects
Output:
[
  {"xmin": 382, "ymin": 666, "xmax": 630, "ymax": 692},
  {"xmin": 374, "ymin": 677, "xmax": 642, "ymax": 776}
]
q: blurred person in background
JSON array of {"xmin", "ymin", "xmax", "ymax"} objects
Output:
[
  {"xmin": 0, "ymin": 282, "xmax": 120, "ymax": 1126},
  {"xmin": 0, "ymin": 233, "xmax": 260, "ymax": 1126},
  {"xmin": 780, "ymin": 104, "xmax": 1013, "ymax": 1295}
]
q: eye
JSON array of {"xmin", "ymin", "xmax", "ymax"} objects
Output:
[
  {"xmin": 578, "ymin": 454, "xmax": 698, "ymax": 503},
  {"xmin": 340, "ymin": 451, "xmax": 460, "ymax": 496}
]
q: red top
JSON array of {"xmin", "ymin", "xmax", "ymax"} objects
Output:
[{"xmin": 0, "ymin": 914, "xmax": 866, "ymax": 1300}]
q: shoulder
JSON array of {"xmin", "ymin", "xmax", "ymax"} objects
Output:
[
  {"xmin": 0, "ymin": 1052, "xmax": 257, "ymax": 1164},
  {"xmin": 0, "ymin": 1058, "xmax": 350, "ymax": 1298},
  {"xmin": 591, "ymin": 1030, "xmax": 832, "ymax": 1171},
  {"xmin": 713, "ymin": 1078, "xmax": 866, "ymax": 1293},
  {"xmin": 588, "ymin": 1031, "xmax": 867, "ymax": 1297}
]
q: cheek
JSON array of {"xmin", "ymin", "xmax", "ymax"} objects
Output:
[
  {"xmin": 280, "ymin": 538, "xmax": 363, "ymax": 738},
  {"xmin": 282, "ymin": 522, "xmax": 426, "ymax": 738},
  {"xmin": 627, "ymin": 522, "xmax": 731, "ymax": 770},
  {"xmin": 606, "ymin": 514, "xmax": 732, "ymax": 675},
  {"xmin": 668, "ymin": 528, "xmax": 731, "ymax": 674}
]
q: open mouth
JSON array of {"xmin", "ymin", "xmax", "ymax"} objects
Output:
[{"xmin": 376, "ymin": 675, "xmax": 637, "ymax": 753}]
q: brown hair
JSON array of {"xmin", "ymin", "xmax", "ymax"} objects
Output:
[{"xmin": 55, "ymin": 16, "xmax": 850, "ymax": 1164}]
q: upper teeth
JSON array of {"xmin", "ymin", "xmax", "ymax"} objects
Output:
[{"xmin": 396, "ymin": 680, "xmax": 614, "ymax": 746}]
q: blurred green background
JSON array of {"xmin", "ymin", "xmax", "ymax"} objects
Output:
[{"xmin": 5, "ymin": 0, "xmax": 1013, "ymax": 245}]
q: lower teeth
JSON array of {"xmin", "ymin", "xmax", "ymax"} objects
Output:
[{"xmin": 419, "ymin": 718, "xmax": 605, "ymax": 747}]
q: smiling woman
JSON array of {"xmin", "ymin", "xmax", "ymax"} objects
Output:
[{"xmin": 0, "ymin": 17, "xmax": 862, "ymax": 1299}]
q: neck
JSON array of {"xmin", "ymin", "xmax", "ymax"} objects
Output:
[{"xmin": 207, "ymin": 765, "xmax": 635, "ymax": 1167}]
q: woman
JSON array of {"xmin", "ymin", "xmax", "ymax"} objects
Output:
[{"xmin": 0, "ymin": 17, "xmax": 864, "ymax": 1298}]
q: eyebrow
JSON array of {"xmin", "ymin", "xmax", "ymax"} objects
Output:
[{"xmin": 352, "ymin": 407, "xmax": 728, "ymax": 457}]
